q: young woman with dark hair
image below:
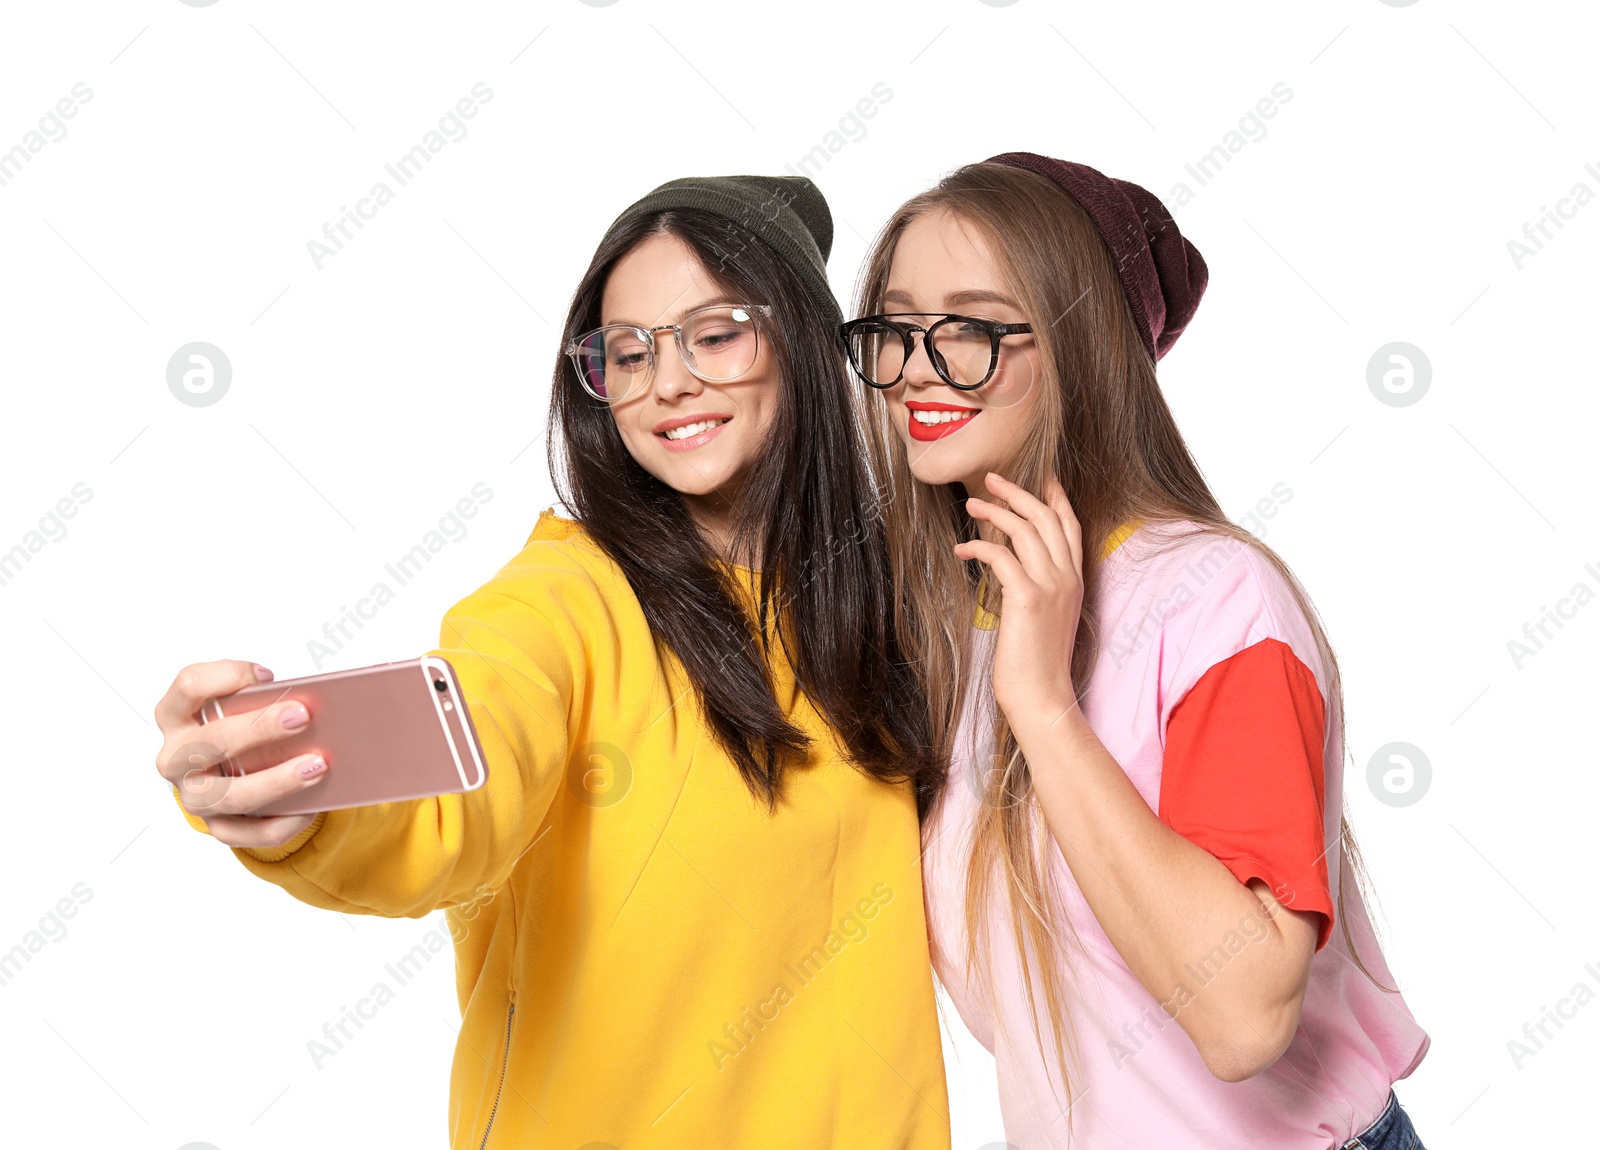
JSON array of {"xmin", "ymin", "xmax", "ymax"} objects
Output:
[
  {"xmin": 846, "ymin": 154, "xmax": 1429, "ymax": 1149},
  {"xmin": 155, "ymin": 174, "xmax": 950, "ymax": 1149}
]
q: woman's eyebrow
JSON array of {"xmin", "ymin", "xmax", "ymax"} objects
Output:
[
  {"xmin": 602, "ymin": 294, "xmax": 732, "ymax": 328},
  {"xmin": 944, "ymin": 288, "xmax": 1023, "ymax": 311},
  {"xmin": 878, "ymin": 287, "xmax": 1024, "ymax": 312}
]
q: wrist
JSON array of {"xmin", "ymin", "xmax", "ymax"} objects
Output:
[{"xmin": 998, "ymin": 682, "xmax": 1082, "ymax": 737}]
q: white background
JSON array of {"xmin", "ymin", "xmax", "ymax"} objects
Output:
[{"xmin": 1, "ymin": 1, "xmax": 1594, "ymax": 1146}]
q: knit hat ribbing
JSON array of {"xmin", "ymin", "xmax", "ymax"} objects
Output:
[{"xmin": 600, "ymin": 174, "xmax": 842, "ymax": 331}]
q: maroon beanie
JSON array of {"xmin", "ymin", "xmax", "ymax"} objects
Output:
[{"xmin": 986, "ymin": 151, "xmax": 1207, "ymax": 363}]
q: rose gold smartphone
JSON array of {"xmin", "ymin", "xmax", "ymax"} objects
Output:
[{"xmin": 198, "ymin": 656, "xmax": 489, "ymax": 817}]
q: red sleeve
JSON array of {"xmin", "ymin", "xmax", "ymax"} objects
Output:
[{"xmin": 1158, "ymin": 637, "xmax": 1334, "ymax": 950}]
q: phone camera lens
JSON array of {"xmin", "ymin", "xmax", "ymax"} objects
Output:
[{"xmin": 433, "ymin": 678, "xmax": 447, "ymax": 692}]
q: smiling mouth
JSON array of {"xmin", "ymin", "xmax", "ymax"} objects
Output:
[
  {"xmin": 661, "ymin": 417, "xmax": 730, "ymax": 441},
  {"xmin": 906, "ymin": 403, "xmax": 980, "ymax": 442},
  {"xmin": 911, "ymin": 409, "xmax": 975, "ymax": 427},
  {"xmin": 655, "ymin": 415, "xmax": 733, "ymax": 451}
]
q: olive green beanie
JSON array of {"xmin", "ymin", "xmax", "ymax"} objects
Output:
[{"xmin": 599, "ymin": 174, "xmax": 842, "ymax": 331}]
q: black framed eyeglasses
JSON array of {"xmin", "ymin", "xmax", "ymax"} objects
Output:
[
  {"xmin": 839, "ymin": 312, "xmax": 1034, "ymax": 391},
  {"xmin": 567, "ymin": 303, "xmax": 774, "ymax": 403}
]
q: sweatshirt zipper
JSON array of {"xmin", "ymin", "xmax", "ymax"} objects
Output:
[{"xmin": 477, "ymin": 1002, "xmax": 514, "ymax": 1150}]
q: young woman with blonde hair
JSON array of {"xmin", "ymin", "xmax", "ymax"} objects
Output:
[{"xmin": 844, "ymin": 152, "xmax": 1429, "ymax": 1148}]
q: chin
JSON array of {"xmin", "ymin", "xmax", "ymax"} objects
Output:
[
  {"xmin": 905, "ymin": 446, "xmax": 977, "ymax": 490},
  {"xmin": 659, "ymin": 445, "xmax": 751, "ymax": 494},
  {"xmin": 658, "ymin": 466, "xmax": 732, "ymax": 498}
]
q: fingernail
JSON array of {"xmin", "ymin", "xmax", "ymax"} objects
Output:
[
  {"xmin": 253, "ymin": 664, "xmax": 274, "ymax": 682},
  {"xmin": 281, "ymin": 703, "xmax": 309, "ymax": 730},
  {"xmin": 298, "ymin": 755, "xmax": 326, "ymax": 778}
]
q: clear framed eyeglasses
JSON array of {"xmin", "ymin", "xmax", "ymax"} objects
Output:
[{"xmin": 567, "ymin": 303, "xmax": 774, "ymax": 402}]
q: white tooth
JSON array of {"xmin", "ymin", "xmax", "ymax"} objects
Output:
[{"xmin": 666, "ymin": 419, "xmax": 726, "ymax": 440}]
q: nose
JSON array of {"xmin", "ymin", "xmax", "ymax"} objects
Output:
[
  {"xmin": 649, "ymin": 330, "xmax": 705, "ymax": 403},
  {"xmin": 898, "ymin": 326, "xmax": 943, "ymax": 391}
]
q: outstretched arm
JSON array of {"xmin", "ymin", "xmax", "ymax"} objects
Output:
[{"xmin": 161, "ymin": 576, "xmax": 581, "ymax": 918}]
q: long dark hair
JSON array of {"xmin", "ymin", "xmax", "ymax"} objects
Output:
[{"xmin": 547, "ymin": 208, "xmax": 939, "ymax": 812}]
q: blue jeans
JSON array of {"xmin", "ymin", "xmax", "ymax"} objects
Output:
[{"xmin": 1342, "ymin": 1091, "xmax": 1424, "ymax": 1150}]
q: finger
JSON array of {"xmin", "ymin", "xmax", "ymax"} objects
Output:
[
  {"xmin": 155, "ymin": 660, "xmax": 273, "ymax": 730},
  {"xmin": 175, "ymin": 750, "xmax": 328, "ymax": 819},
  {"xmin": 1045, "ymin": 476, "xmax": 1084, "ymax": 574},
  {"xmin": 985, "ymin": 473, "xmax": 1071, "ymax": 571},
  {"xmin": 205, "ymin": 811, "xmax": 320, "ymax": 851},
  {"xmin": 952, "ymin": 538, "xmax": 1029, "ymax": 592},
  {"xmin": 201, "ymin": 696, "xmax": 312, "ymax": 767},
  {"xmin": 966, "ymin": 497, "xmax": 1056, "ymax": 579},
  {"xmin": 155, "ymin": 694, "xmax": 311, "ymax": 786}
]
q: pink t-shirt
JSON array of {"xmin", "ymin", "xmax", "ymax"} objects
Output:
[{"xmin": 923, "ymin": 521, "xmax": 1429, "ymax": 1148}]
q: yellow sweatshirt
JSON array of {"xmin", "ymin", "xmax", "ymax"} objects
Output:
[{"xmin": 175, "ymin": 509, "xmax": 951, "ymax": 1148}]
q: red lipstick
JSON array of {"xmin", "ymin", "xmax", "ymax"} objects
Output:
[{"xmin": 905, "ymin": 400, "xmax": 981, "ymax": 442}]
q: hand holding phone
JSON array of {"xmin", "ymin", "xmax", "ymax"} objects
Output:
[{"xmin": 155, "ymin": 657, "xmax": 489, "ymax": 847}]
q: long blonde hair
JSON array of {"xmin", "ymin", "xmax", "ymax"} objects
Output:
[{"xmin": 857, "ymin": 161, "xmax": 1394, "ymax": 1120}]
